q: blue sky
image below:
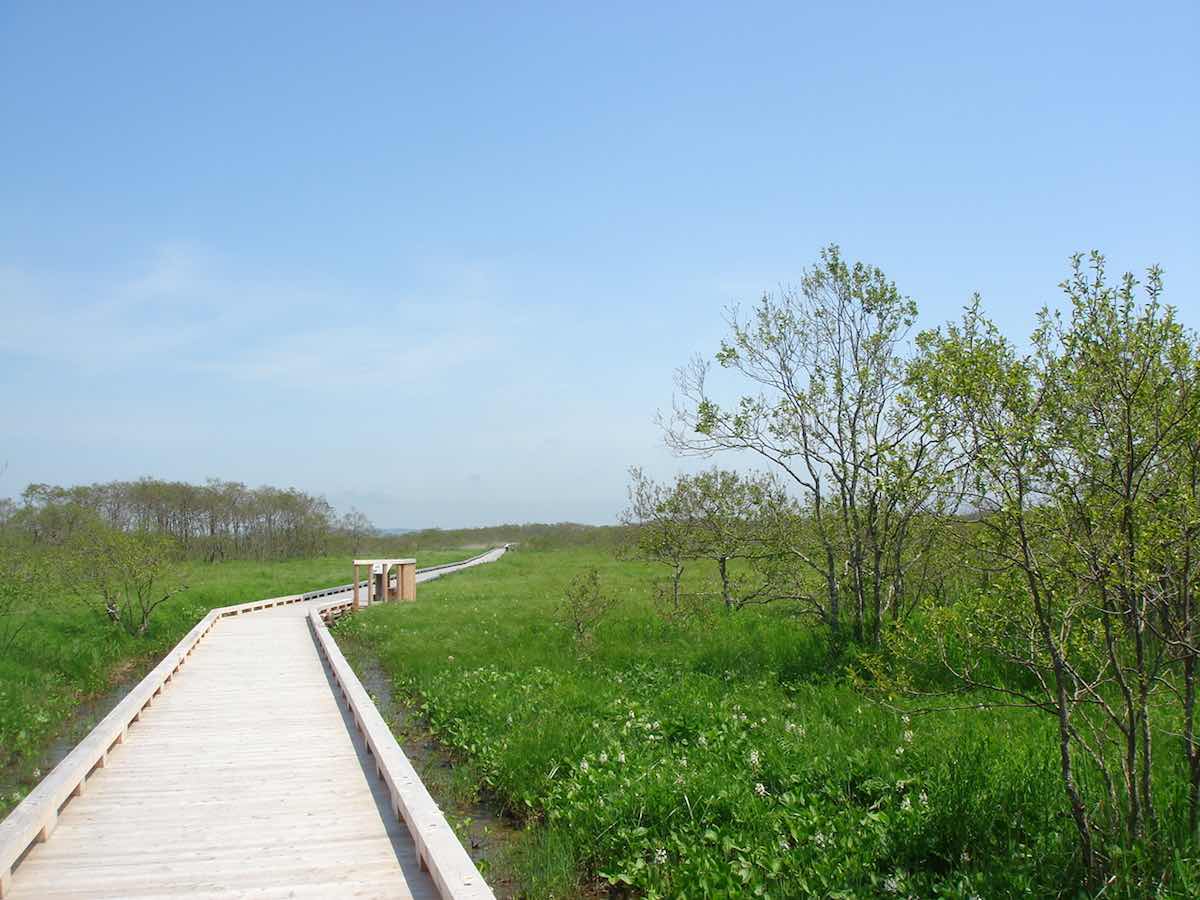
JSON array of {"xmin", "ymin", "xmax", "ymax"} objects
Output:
[{"xmin": 2, "ymin": 2, "xmax": 1196, "ymax": 528}]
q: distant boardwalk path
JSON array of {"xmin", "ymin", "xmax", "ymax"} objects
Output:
[{"xmin": 1, "ymin": 549, "xmax": 505, "ymax": 899}]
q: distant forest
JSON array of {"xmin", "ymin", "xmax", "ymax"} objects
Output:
[{"xmin": 0, "ymin": 478, "xmax": 619, "ymax": 561}]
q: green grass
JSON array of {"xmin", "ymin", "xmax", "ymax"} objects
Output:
[
  {"xmin": 0, "ymin": 548, "xmax": 481, "ymax": 816},
  {"xmin": 334, "ymin": 547, "xmax": 1199, "ymax": 899}
]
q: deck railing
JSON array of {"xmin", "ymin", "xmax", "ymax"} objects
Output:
[
  {"xmin": 0, "ymin": 550, "xmax": 503, "ymax": 900},
  {"xmin": 0, "ymin": 592, "xmax": 308, "ymax": 898}
]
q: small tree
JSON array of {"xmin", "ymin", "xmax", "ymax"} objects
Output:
[
  {"xmin": 557, "ymin": 568, "xmax": 617, "ymax": 649},
  {"xmin": 621, "ymin": 468, "xmax": 697, "ymax": 610},
  {"xmin": 71, "ymin": 526, "xmax": 188, "ymax": 637},
  {"xmin": 0, "ymin": 547, "xmax": 37, "ymax": 656},
  {"xmin": 340, "ymin": 508, "xmax": 377, "ymax": 554},
  {"xmin": 663, "ymin": 245, "xmax": 954, "ymax": 644}
]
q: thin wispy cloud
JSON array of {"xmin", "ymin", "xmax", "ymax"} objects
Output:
[
  {"xmin": 0, "ymin": 244, "xmax": 507, "ymax": 389},
  {"xmin": 208, "ymin": 327, "xmax": 501, "ymax": 390}
]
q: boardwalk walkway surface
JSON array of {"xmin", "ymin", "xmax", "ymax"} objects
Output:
[{"xmin": 1, "ymin": 549, "xmax": 505, "ymax": 899}]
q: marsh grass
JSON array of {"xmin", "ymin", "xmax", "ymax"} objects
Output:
[{"xmin": 335, "ymin": 548, "xmax": 1200, "ymax": 898}]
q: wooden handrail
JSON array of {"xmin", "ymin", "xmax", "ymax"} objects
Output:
[
  {"xmin": 0, "ymin": 550, "xmax": 504, "ymax": 899},
  {"xmin": 309, "ymin": 601, "xmax": 495, "ymax": 899},
  {"xmin": 0, "ymin": 590, "xmax": 309, "ymax": 898}
]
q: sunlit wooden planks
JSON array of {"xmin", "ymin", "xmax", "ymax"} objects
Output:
[
  {"xmin": 4, "ymin": 601, "xmax": 436, "ymax": 899},
  {"xmin": 1, "ymin": 548, "xmax": 507, "ymax": 900}
]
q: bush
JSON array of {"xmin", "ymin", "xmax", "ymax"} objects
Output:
[{"xmin": 556, "ymin": 568, "xmax": 616, "ymax": 649}]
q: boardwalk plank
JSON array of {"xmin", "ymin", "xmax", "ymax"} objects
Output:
[
  {"xmin": 7, "ymin": 598, "xmax": 428, "ymax": 898},
  {"xmin": 3, "ymin": 550, "xmax": 503, "ymax": 899}
]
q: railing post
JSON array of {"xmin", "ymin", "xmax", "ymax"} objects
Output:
[
  {"xmin": 401, "ymin": 562, "xmax": 416, "ymax": 601},
  {"xmin": 352, "ymin": 564, "xmax": 360, "ymax": 612}
]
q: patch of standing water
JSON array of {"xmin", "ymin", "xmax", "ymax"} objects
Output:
[
  {"xmin": 0, "ymin": 667, "xmax": 143, "ymax": 816},
  {"xmin": 43, "ymin": 674, "xmax": 142, "ymax": 768},
  {"xmin": 349, "ymin": 646, "xmax": 525, "ymax": 898}
]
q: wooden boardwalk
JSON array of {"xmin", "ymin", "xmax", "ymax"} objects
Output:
[{"xmin": 0, "ymin": 551, "xmax": 505, "ymax": 899}]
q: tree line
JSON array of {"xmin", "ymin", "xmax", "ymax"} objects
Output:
[
  {"xmin": 0, "ymin": 479, "xmax": 384, "ymax": 639},
  {"xmin": 1, "ymin": 479, "xmax": 370, "ymax": 561},
  {"xmin": 623, "ymin": 247, "xmax": 1199, "ymax": 886}
]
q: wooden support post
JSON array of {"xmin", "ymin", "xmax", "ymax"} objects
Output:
[
  {"xmin": 36, "ymin": 812, "xmax": 56, "ymax": 843},
  {"xmin": 353, "ymin": 564, "xmax": 360, "ymax": 612},
  {"xmin": 401, "ymin": 562, "xmax": 416, "ymax": 602}
]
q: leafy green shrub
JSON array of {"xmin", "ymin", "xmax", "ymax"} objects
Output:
[{"xmin": 556, "ymin": 568, "xmax": 616, "ymax": 649}]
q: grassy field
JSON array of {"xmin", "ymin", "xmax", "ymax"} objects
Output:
[
  {"xmin": 0, "ymin": 548, "xmax": 477, "ymax": 816},
  {"xmin": 333, "ymin": 547, "xmax": 1200, "ymax": 899}
]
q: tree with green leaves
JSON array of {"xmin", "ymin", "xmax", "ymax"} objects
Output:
[
  {"xmin": 69, "ymin": 525, "xmax": 188, "ymax": 637},
  {"xmin": 906, "ymin": 252, "xmax": 1200, "ymax": 882},
  {"xmin": 663, "ymin": 245, "xmax": 954, "ymax": 644},
  {"xmin": 621, "ymin": 467, "xmax": 700, "ymax": 610},
  {"xmin": 680, "ymin": 468, "xmax": 789, "ymax": 610},
  {"xmin": 622, "ymin": 467, "xmax": 790, "ymax": 612}
]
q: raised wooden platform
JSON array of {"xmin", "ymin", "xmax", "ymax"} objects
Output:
[{"xmin": 0, "ymin": 550, "xmax": 505, "ymax": 899}]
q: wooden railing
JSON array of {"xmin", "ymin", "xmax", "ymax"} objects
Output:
[
  {"xmin": 0, "ymin": 550, "xmax": 503, "ymax": 900},
  {"xmin": 309, "ymin": 601, "xmax": 494, "ymax": 898},
  {"xmin": 412, "ymin": 548, "xmax": 500, "ymax": 577},
  {"xmin": 0, "ymin": 591, "xmax": 309, "ymax": 898}
]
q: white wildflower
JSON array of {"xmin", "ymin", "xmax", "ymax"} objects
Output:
[
  {"xmin": 653, "ymin": 847, "xmax": 668, "ymax": 865},
  {"xmin": 618, "ymin": 751, "xmax": 626, "ymax": 764},
  {"xmin": 749, "ymin": 749, "xmax": 761, "ymax": 767},
  {"xmin": 919, "ymin": 790, "xmax": 929, "ymax": 806},
  {"xmin": 813, "ymin": 831, "xmax": 829, "ymax": 848},
  {"xmin": 599, "ymin": 752, "xmax": 609, "ymax": 764},
  {"xmin": 900, "ymin": 795, "xmax": 912, "ymax": 811},
  {"xmin": 903, "ymin": 729, "xmax": 914, "ymax": 743},
  {"xmin": 697, "ymin": 735, "xmax": 708, "ymax": 747},
  {"xmin": 884, "ymin": 873, "xmax": 901, "ymax": 893},
  {"xmin": 901, "ymin": 714, "xmax": 911, "ymax": 725},
  {"xmin": 755, "ymin": 782, "xmax": 767, "ymax": 797},
  {"xmin": 579, "ymin": 759, "xmax": 589, "ymax": 772},
  {"xmin": 895, "ymin": 745, "xmax": 905, "ymax": 756}
]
